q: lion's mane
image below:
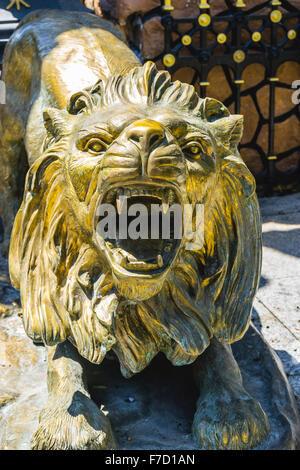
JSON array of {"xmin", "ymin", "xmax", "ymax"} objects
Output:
[{"xmin": 9, "ymin": 63, "xmax": 261, "ymax": 377}]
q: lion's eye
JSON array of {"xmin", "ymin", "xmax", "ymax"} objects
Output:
[
  {"xmin": 182, "ymin": 142, "xmax": 204, "ymax": 160},
  {"xmin": 85, "ymin": 138, "xmax": 106, "ymax": 155}
]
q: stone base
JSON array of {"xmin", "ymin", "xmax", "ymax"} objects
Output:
[{"xmin": 0, "ymin": 313, "xmax": 299, "ymax": 450}]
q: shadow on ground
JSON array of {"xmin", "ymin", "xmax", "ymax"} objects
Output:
[{"xmin": 262, "ymin": 228, "xmax": 300, "ymax": 258}]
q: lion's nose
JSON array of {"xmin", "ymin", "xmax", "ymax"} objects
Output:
[{"xmin": 126, "ymin": 120, "xmax": 165, "ymax": 152}]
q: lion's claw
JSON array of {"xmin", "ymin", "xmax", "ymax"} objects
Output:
[
  {"xmin": 31, "ymin": 393, "xmax": 116, "ymax": 450},
  {"xmin": 192, "ymin": 395, "xmax": 270, "ymax": 450}
]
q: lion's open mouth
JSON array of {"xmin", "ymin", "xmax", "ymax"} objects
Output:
[{"xmin": 95, "ymin": 183, "xmax": 182, "ymax": 274}]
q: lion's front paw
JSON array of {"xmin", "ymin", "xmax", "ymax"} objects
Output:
[
  {"xmin": 192, "ymin": 394, "xmax": 270, "ymax": 450},
  {"xmin": 31, "ymin": 392, "xmax": 116, "ymax": 450}
]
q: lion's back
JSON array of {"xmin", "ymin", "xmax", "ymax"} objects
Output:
[{"xmin": 2, "ymin": 9, "xmax": 140, "ymax": 163}]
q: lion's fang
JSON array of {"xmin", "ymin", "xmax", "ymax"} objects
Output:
[
  {"xmin": 157, "ymin": 254, "xmax": 163, "ymax": 268},
  {"xmin": 162, "ymin": 191, "xmax": 169, "ymax": 214},
  {"xmin": 117, "ymin": 196, "xmax": 127, "ymax": 215}
]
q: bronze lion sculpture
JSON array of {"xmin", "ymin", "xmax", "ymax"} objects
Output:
[{"xmin": 0, "ymin": 10, "xmax": 269, "ymax": 450}]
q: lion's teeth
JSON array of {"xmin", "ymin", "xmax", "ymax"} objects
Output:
[
  {"xmin": 157, "ymin": 254, "xmax": 163, "ymax": 267},
  {"xmin": 112, "ymin": 250, "xmax": 127, "ymax": 267},
  {"xmin": 117, "ymin": 196, "xmax": 127, "ymax": 214},
  {"xmin": 105, "ymin": 191, "xmax": 115, "ymax": 203},
  {"xmin": 162, "ymin": 191, "xmax": 169, "ymax": 214},
  {"xmin": 168, "ymin": 189, "xmax": 175, "ymax": 205},
  {"xmin": 116, "ymin": 198, "xmax": 121, "ymax": 214},
  {"xmin": 126, "ymin": 253, "xmax": 138, "ymax": 262},
  {"xmin": 116, "ymin": 188, "xmax": 124, "ymax": 197}
]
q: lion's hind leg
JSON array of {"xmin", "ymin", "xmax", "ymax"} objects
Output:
[
  {"xmin": 31, "ymin": 341, "xmax": 116, "ymax": 450},
  {"xmin": 192, "ymin": 339, "xmax": 270, "ymax": 450}
]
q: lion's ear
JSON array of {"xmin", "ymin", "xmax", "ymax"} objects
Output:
[
  {"xmin": 210, "ymin": 115, "xmax": 244, "ymax": 151},
  {"xmin": 201, "ymin": 97, "xmax": 230, "ymax": 121},
  {"xmin": 43, "ymin": 108, "xmax": 72, "ymax": 138}
]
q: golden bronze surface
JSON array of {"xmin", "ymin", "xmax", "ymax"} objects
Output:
[
  {"xmin": 5, "ymin": 0, "xmax": 30, "ymax": 10},
  {"xmin": 0, "ymin": 10, "xmax": 269, "ymax": 450}
]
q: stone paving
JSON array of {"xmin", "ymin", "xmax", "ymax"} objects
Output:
[{"xmin": 253, "ymin": 193, "xmax": 300, "ymax": 407}]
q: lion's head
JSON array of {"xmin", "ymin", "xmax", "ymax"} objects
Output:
[{"xmin": 9, "ymin": 62, "xmax": 261, "ymax": 377}]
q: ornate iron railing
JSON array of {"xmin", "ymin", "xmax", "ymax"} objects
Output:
[
  {"xmin": 0, "ymin": 3, "xmax": 299, "ymax": 194},
  {"xmin": 144, "ymin": 0, "xmax": 300, "ymax": 194}
]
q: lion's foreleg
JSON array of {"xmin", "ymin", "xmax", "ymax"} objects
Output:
[
  {"xmin": 31, "ymin": 341, "xmax": 116, "ymax": 450},
  {"xmin": 192, "ymin": 338, "xmax": 269, "ymax": 450}
]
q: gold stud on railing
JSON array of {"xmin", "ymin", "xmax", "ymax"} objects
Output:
[
  {"xmin": 163, "ymin": 53, "xmax": 176, "ymax": 67},
  {"xmin": 198, "ymin": 13, "xmax": 211, "ymax": 27},
  {"xmin": 199, "ymin": 0, "xmax": 210, "ymax": 8},
  {"xmin": 252, "ymin": 31, "xmax": 261, "ymax": 42},
  {"xmin": 233, "ymin": 50, "xmax": 246, "ymax": 63},
  {"xmin": 234, "ymin": 79, "xmax": 245, "ymax": 84},
  {"xmin": 182, "ymin": 35, "xmax": 192, "ymax": 46},
  {"xmin": 217, "ymin": 33, "xmax": 227, "ymax": 44},
  {"xmin": 234, "ymin": 0, "xmax": 246, "ymax": 7},
  {"xmin": 268, "ymin": 156, "xmax": 277, "ymax": 160},
  {"xmin": 270, "ymin": 0, "xmax": 282, "ymax": 5},
  {"xmin": 268, "ymin": 77, "xmax": 279, "ymax": 81},
  {"xmin": 270, "ymin": 9, "xmax": 282, "ymax": 23},
  {"xmin": 6, "ymin": 0, "xmax": 31, "ymax": 10},
  {"xmin": 163, "ymin": 0, "xmax": 174, "ymax": 11},
  {"xmin": 287, "ymin": 29, "xmax": 297, "ymax": 40},
  {"xmin": 199, "ymin": 81, "xmax": 210, "ymax": 86}
]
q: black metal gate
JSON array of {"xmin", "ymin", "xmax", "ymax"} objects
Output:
[
  {"xmin": 0, "ymin": 2, "xmax": 300, "ymax": 194},
  {"xmin": 143, "ymin": 1, "xmax": 300, "ymax": 194}
]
